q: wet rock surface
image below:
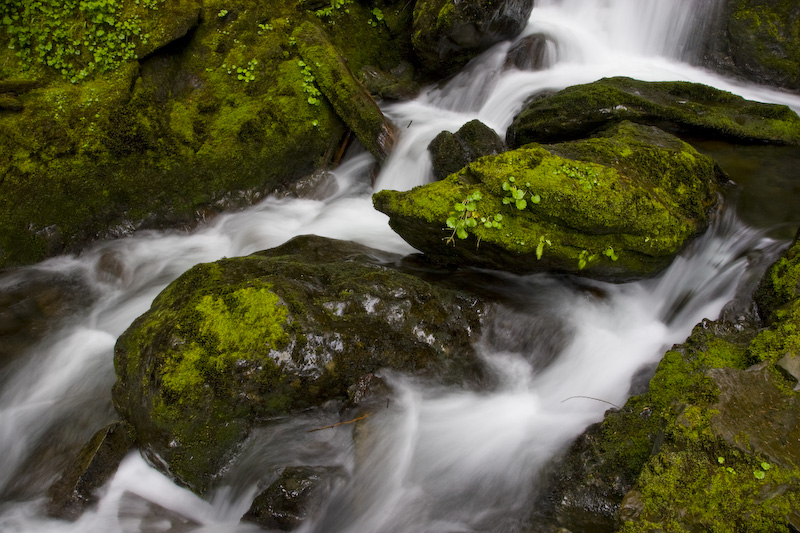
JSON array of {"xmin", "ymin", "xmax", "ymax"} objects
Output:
[
  {"xmin": 376, "ymin": 121, "xmax": 722, "ymax": 280},
  {"xmin": 506, "ymin": 77, "xmax": 800, "ymax": 147},
  {"xmin": 112, "ymin": 235, "xmax": 489, "ymax": 493}
]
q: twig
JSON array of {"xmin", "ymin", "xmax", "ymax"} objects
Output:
[
  {"xmin": 306, "ymin": 413, "xmax": 372, "ymax": 433},
  {"xmin": 561, "ymin": 396, "xmax": 620, "ymax": 409}
]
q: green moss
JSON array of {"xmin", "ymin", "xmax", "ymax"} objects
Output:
[
  {"xmin": 160, "ymin": 284, "xmax": 288, "ymax": 404},
  {"xmin": 623, "ymin": 449, "xmax": 800, "ymax": 533},
  {"xmin": 507, "ymin": 77, "xmax": 800, "ymax": 147},
  {"xmin": 375, "ymin": 122, "xmax": 718, "ymax": 279}
]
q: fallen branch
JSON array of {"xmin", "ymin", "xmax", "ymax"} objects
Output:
[
  {"xmin": 561, "ymin": 396, "xmax": 620, "ymax": 409},
  {"xmin": 306, "ymin": 413, "xmax": 372, "ymax": 433}
]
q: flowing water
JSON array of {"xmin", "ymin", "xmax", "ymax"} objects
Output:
[{"xmin": 2, "ymin": 1, "xmax": 800, "ymax": 532}]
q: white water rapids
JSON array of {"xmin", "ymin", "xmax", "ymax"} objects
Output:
[{"xmin": 2, "ymin": 1, "xmax": 800, "ymax": 531}]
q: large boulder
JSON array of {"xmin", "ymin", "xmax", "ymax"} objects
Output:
[
  {"xmin": 505, "ymin": 77, "xmax": 800, "ymax": 147},
  {"xmin": 412, "ymin": 0, "xmax": 535, "ymax": 75},
  {"xmin": 703, "ymin": 0, "xmax": 800, "ymax": 94},
  {"xmin": 0, "ymin": 0, "xmax": 415, "ymax": 267},
  {"xmin": 112, "ymin": 236, "xmax": 487, "ymax": 494},
  {"xmin": 374, "ymin": 121, "xmax": 723, "ymax": 281},
  {"xmin": 530, "ymin": 231, "xmax": 800, "ymax": 532}
]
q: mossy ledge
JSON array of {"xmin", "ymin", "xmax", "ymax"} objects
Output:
[
  {"xmin": 531, "ymin": 231, "xmax": 800, "ymax": 532},
  {"xmin": 0, "ymin": 0, "xmax": 416, "ymax": 268},
  {"xmin": 505, "ymin": 77, "xmax": 800, "ymax": 147},
  {"xmin": 112, "ymin": 235, "xmax": 488, "ymax": 494},
  {"xmin": 374, "ymin": 121, "xmax": 723, "ymax": 281}
]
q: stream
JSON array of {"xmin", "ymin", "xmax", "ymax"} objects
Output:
[{"xmin": 2, "ymin": 0, "xmax": 800, "ymax": 531}]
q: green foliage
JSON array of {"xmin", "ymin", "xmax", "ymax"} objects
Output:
[
  {"xmin": 2, "ymin": 0, "xmax": 156, "ymax": 82},
  {"xmin": 309, "ymin": 0, "xmax": 352, "ymax": 21},
  {"xmin": 217, "ymin": 9, "xmax": 228, "ymax": 18},
  {"xmin": 501, "ymin": 176, "xmax": 540, "ymax": 210},
  {"xmin": 445, "ymin": 190, "xmax": 485, "ymax": 243},
  {"xmin": 221, "ymin": 59, "xmax": 258, "ymax": 83},
  {"xmin": 297, "ymin": 60, "xmax": 322, "ymax": 106},
  {"xmin": 556, "ymin": 162, "xmax": 601, "ymax": 191},
  {"xmin": 368, "ymin": 7, "xmax": 384, "ymax": 27}
]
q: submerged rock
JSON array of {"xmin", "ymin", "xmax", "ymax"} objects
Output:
[
  {"xmin": 428, "ymin": 119, "xmax": 504, "ymax": 180},
  {"xmin": 531, "ymin": 230, "xmax": 800, "ymax": 532},
  {"xmin": 112, "ymin": 236, "xmax": 487, "ymax": 494},
  {"xmin": 412, "ymin": 0, "xmax": 535, "ymax": 75},
  {"xmin": 244, "ymin": 465, "xmax": 344, "ymax": 530},
  {"xmin": 46, "ymin": 422, "xmax": 133, "ymax": 520},
  {"xmin": 375, "ymin": 121, "xmax": 723, "ymax": 281},
  {"xmin": 505, "ymin": 77, "xmax": 800, "ymax": 147}
]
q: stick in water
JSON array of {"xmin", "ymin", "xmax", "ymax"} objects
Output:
[{"xmin": 307, "ymin": 413, "xmax": 372, "ymax": 433}]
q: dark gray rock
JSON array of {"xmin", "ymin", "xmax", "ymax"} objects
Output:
[{"xmin": 428, "ymin": 119, "xmax": 504, "ymax": 180}]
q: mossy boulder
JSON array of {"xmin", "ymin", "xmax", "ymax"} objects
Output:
[
  {"xmin": 374, "ymin": 121, "xmax": 723, "ymax": 281},
  {"xmin": 428, "ymin": 119, "xmax": 504, "ymax": 180},
  {"xmin": 532, "ymin": 231, "xmax": 800, "ymax": 532},
  {"xmin": 505, "ymin": 77, "xmax": 800, "ymax": 147},
  {"xmin": 112, "ymin": 235, "xmax": 487, "ymax": 494},
  {"xmin": 703, "ymin": 0, "xmax": 800, "ymax": 93},
  {"xmin": 0, "ymin": 0, "xmax": 416, "ymax": 268},
  {"xmin": 411, "ymin": 0, "xmax": 534, "ymax": 75}
]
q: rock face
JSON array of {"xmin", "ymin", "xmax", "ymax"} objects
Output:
[
  {"xmin": 428, "ymin": 119, "xmax": 504, "ymax": 180},
  {"xmin": 112, "ymin": 236, "xmax": 487, "ymax": 494},
  {"xmin": 703, "ymin": 0, "xmax": 800, "ymax": 94},
  {"xmin": 375, "ymin": 121, "xmax": 723, "ymax": 281},
  {"xmin": 46, "ymin": 422, "xmax": 133, "ymax": 520},
  {"xmin": 505, "ymin": 77, "xmax": 800, "ymax": 147},
  {"xmin": 0, "ymin": 0, "xmax": 414, "ymax": 267},
  {"xmin": 244, "ymin": 466, "xmax": 344, "ymax": 530},
  {"xmin": 531, "ymin": 231, "xmax": 800, "ymax": 532},
  {"xmin": 412, "ymin": 0, "xmax": 535, "ymax": 74}
]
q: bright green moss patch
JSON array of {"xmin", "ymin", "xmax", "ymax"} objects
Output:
[
  {"xmin": 623, "ymin": 450, "xmax": 800, "ymax": 533},
  {"xmin": 161, "ymin": 285, "xmax": 288, "ymax": 404}
]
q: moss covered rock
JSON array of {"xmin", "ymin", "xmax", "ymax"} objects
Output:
[
  {"xmin": 0, "ymin": 0, "xmax": 416, "ymax": 267},
  {"xmin": 374, "ymin": 121, "xmax": 722, "ymax": 281},
  {"xmin": 532, "ymin": 231, "xmax": 800, "ymax": 532},
  {"xmin": 703, "ymin": 0, "xmax": 800, "ymax": 93},
  {"xmin": 411, "ymin": 0, "xmax": 534, "ymax": 75},
  {"xmin": 112, "ymin": 235, "xmax": 487, "ymax": 494},
  {"xmin": 505, "ymin": 77, "xmax": 800, "ymax": 147}
]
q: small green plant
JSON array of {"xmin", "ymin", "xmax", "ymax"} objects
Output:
[
  {"xmin": 536, "ymin": 235, "xmax": 551, "ymax": 260},
  {"xmin": 754, "ymin": 462, "xmax": 771, "ymax": 480},
  {"xmin": 604, "ymin": 246, "xmax": 618, "ymax": 261},
  {"xmin": 311, "ymin": 0, "xmax": 351, "ymax": 21},
  {"xmin": 578, "ymin": 249, "xmax": 598, "ymax": 270},
  {"xmin": 446, "ymin": 191, "xmax": 484, "ymax": 244},
  {"xmin": 257, "ymin": 22, "xmax": 273, "ymax": 34},
  {"xmin": 502, "ymin": 176, "xmax": 540, "ymax": 210},
  {"xmin": 297, "ymin": 60, "xmax": 322, "ymax": 105},
  {"xmin": 3, "ymin": 0, "xmax": 156, "ymax": 82},
  {"xmin": 368, "ymin": 7, "xmax": 384, "ymax": 27},
  {"xmin": 557, "ymin": 163, "xmax": 600, "ymax": 191},
  {"xmin": 218, "ymin": 9, "xmax": 228, "ymax": 17}
]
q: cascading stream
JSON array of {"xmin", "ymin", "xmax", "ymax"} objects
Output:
[{"xmin": 1, "ymin": 1, "xmax": 800, "ymax": 531}]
